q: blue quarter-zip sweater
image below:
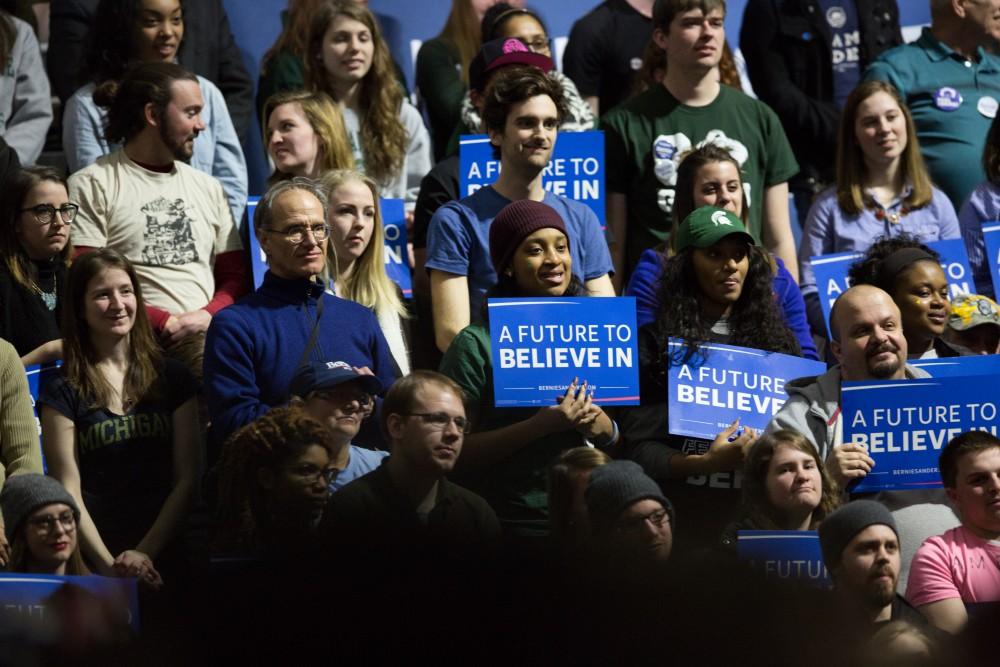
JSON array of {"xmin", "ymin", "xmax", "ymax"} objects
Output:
[{"xmin": 204, "ymin": 271, "xmax": 395, "ymax": 453}]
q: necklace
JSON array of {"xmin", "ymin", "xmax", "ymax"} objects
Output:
[
  {"xmin": 39, "ymin": 272, "xmax": 57, "ymax": 311},
  {"xmin": 866, "ymin": 195, "xmax": 911, "ymax": 224}
]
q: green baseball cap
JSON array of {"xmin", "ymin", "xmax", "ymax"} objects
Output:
[{"xmin": 674, "ymin": 206, "xmax": 755, "ymax": 253}]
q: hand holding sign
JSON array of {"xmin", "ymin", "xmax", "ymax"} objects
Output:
[
  {"xmin": 533, "ymin": 378, "xmax": 601, "ymax": 437},
  {"xmin": 702, "ymin": 419, "xmax": 758, "ymax": 473},
  {"xmin": 827, "ymin": 442, "xmax": 875, "ymax": 489}
]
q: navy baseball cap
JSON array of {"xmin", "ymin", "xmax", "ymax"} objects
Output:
[{"xmin": 289, "ymin": 360, "xmax": 383, "ymax": 398}]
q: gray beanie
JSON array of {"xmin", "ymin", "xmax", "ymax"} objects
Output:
[
  {"xmin": 818, "ymin": 500, "xmax": 898, "ymax": 571},
  {"xmin": 585, "ymin": 460, "xmax": 673, "ymax": 533},
  {"xmin": 0, "ymin": 474, "xmax": 80, "ymax": 542}
]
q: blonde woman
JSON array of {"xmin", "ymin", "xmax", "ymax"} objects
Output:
[
  {"xmin": 320, "ymin": 170, "xmax": 410, "ymax": 375},
  {"xmin": 263, "ymin": 89, "xmax": 355, "ymax": 184}
]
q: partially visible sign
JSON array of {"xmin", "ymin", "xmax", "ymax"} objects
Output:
[
  {"xmin": 459, "ymin": 130, "xmax": 606, "ymax": 225},
  {"xmin": 487, "ymin": 297, "xmax": 639, "ymax": 407},
  {"xmin": 909, "ymin": 355, "xmax": 1000, "ymax": 377},
  {"xmin": 0, "ymin": 573, "xmax": 139, "ymax": 631},
  {"xmin": 737, "ymin": 530, "xmax": 831, "ymax": 586},
  {"xmin": 983, "ymin": 222, "xmax": 1000, "ymax": 298},
  {"xmin": 842, "ymin": 376, "xmax": 1000, "ymax": 492},
  {"xmin": 667, "ymin": 341, "xmax": 825, "ymax": 440}
]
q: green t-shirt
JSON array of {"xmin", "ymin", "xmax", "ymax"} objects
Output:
[
  {"xmin": 602, "ymin": 84, "xmax": 799, "ymax": 273},
  {"xmin": 438, "ymin": 323, "xmax": 583, "ymax": 533}
]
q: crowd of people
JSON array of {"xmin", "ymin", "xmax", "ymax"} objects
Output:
[{"xmin": 1, "ymin": 0, "xmax": 999, "ymax": 662}]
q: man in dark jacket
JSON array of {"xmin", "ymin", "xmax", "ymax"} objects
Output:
[{"xmin": 740, "ymin": 1, "xmax": 902, "ymax": 215}]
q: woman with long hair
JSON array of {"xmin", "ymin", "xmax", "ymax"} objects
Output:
[
  {"xmin": 439, "ymin": 199, "xmax": 616, "ymax": 537},
  {"xmin": 0, "ymin": 474, "xmax": 89, "ymax": 576},
  {"xmin": 720, "ymin": 430, "xmax": 840, "ymax": 549},
  {"xmin": 39, "ymin": 249, "xmax": 200, "ymax": 586},
  {"xmin": 620, "ymin": 205, "xmax": 802, "ymax": 554},
  {"xmin": 63, "ymin": 0, "xmax": 246, "ymax": 223},
  {"xmin": 0, "ymin": 7, "xmax": 51, "ymax": 164},
  {"xmin": 625, "ymin": 143, "xmax": 818, "ymax": 359},
  {"xmin": 800, "ymin": 80, "xmax": 959, "ymax": 336},
  {"xmin": 320, "ymin": 169, "xmax": 410, "ymax": 375},
  {"xmin": 306, "ymin": 1, "xmax": 431, "ymax": 205},
  {"xmin": 213, "ymin": 406, "xmax": 335, "ymax": 558},
  {"xmin": 263, "ymin": 89, "xmax": 354, "ymax": 184},
  {"xmin": 416, "ymin": 0, "xmax": 494, "ymax": 160},
  {"xmin": 0, "ymin": 166, "xmax": 75, "ymax": 365},
  {"xmin": 848, "ymin": 234, "xmax": 972, "ymax": 358}
]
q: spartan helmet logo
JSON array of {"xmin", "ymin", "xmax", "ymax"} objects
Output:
[{"xmin": 711, "ymin": 210, "xmax": 732, "ymax": 227}]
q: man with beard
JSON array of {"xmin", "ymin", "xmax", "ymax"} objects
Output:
[
  {"xmin": 819, "ymin": 500, "xmax": 939, "ymax": 632},
  {"xmin": 768, "ymin": 284, "xmax": 960, "ymax": 591},
  {"xmin": 69, "ymin": 61, "xmax": 246, "ymax": 379}
]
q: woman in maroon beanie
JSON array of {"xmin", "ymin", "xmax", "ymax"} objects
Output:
[{"xmin": 439, "ymin": 199, "xmax": 618, "ymax": 541}]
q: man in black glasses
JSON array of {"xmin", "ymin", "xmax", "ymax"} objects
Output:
[
  {"xmin": 291, "ymin": 360, "xmax": 387, "ymax": 493},
  {"xmin": 321, "ymin": 371, "xmax": 500, "ymax": 558}
]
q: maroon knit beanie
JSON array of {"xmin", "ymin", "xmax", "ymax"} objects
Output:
[{"xmin": 489, "ymin": 199, "xmax": 569, "ymax": 274}]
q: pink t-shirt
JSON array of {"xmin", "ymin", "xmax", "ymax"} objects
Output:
[{"xmin": 906, "ymin": 525, "xmax": 1000, "ymax": 606}]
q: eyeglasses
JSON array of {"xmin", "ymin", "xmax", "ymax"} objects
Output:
[
  {"xmin": 616, "ymin": 508, "xmax": 670, "ymax": 533},
  {"xmin": 264, "ymin": 224, "xmax": 331, "ymax": 244},
  {"xmin": 288, "ymin": 463, "xmax": 337, "ymax": 485},
  {"xmin": 27, "ymin": 511, "xmax": 76, "ymax": 534},
  {"xmin": 311, "ymin": 390, "xmax": 374, "ymax": 409},
  {"xmin": 402, "ymin": 412, "xmax": 471, "ymax": 433},
  {"xmin": 520, "ymin": 37, "xmax": 551, "ymax": 54},
  {"xmin": 20, "ymin": 204, "xmax": 79, "ymax": 225}
]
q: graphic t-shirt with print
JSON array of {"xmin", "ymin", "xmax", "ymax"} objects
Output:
[
  {"xmin": 602, "ymin": 84, "xmax": 799, "ymax": 273},
  {"xmin": 68, "ymin": 150, "xmax": 242, "ymax": 314}
]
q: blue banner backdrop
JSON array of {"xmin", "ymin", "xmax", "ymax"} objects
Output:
[
  {"xmin": 487, "ymin": 297, "xmax": 639, "ymax": 407},
  {"xmin": 842, "ymin": 376, "xmax": 1000, "ymax": 492},
  {"xmin": 459, "ymin": 131, "xmax": 606, "ymax": 225},
  {"xmin": 667, "ymin": 341, "xmax": 825, "ymax": 440}
]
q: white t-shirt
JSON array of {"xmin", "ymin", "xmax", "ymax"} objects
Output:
[{"xmin": 69, "ymin": 150, "xmax": 242, "ymax": 314}]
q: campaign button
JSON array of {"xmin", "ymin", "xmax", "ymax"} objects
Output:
[
  {"xmin": 978, "ymin": 96, "xmax": 999, "ymax": 119},
  {"xmin": 934, "ymin": 87, "xmax": 962, "ymax": 111}
]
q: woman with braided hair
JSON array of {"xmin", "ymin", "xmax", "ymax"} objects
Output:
[{"xmin": 213, "ymin": 406, "xmax": 336, "ymax": 558}]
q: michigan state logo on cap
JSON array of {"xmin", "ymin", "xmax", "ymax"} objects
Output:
[{"xmin": 711, "ymin": 210, "xmax": 732, "ymax": 227}]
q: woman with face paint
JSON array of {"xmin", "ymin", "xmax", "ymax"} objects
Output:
[
  {"xmin": 619, "ymin": 205, "xmax": 802, "ymax": 554},
  {"xmin": 63, "ymin": 0, "xmax": 247, "ymax": 224},
  {"xmin": 438, "ymin": 199, "xmax": 616, "ymax": 539},
  {"xmin": 799, "ymin": 81, "xmax": 960, "ymax": 339},
  {"xmin": 848, "ymin": 234, "xmax": 974, "ymax": 359}
]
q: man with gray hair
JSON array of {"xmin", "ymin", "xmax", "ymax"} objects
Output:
[{"xmin": 203, "ymin": 178, "xmax": 395, "ymax": 460}]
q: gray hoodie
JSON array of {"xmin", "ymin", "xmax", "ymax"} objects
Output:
[
  {"xmin": 766, "ymin": 363, "xmax": 959, "ymax": 591},
  {"xmin": 0, "ymin": 15, "xmax": 52, "ymax": 165}
]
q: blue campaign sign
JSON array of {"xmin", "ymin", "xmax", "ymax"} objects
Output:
[
  {"xmin": 25, "ymin": 363, "xmax": 61, "ymax": 435},
  {"xmin": 380, "ymin": 198, "xmax": 412, "ymax": 298},
  {"xmin": 667, "ymin": 341, "xmax": 825, "ymax": 440},
  {"xmin": 0, "ymin": 573, "xmax": 139, "ymax": 631},
  {"xmin": 910, "ymin": 354, "xmax": 1000, "ymax": 377},
  {"xmin": 811, "ymin": 239, "xmax": 976, "ymax": 338},
  {"xmin": 842, "ymin": 376, "xmax": 1000, "ymax": 492},
  {"xmin": 246, "ymin": 196, "xmax": 267, "ymax": 289},
  {"xmin": 487, "ymin": 297, "xmax": 639, "ymax": 407},
  {"xmin": 810, "ymin": 250, "xmax": 860, "ymax": 339},
  {"xmin": 246, "ymin": 196, "xmax": 412, "ymax": 296},
  {"xmin": 459, "ymin": 130, "xmax": 605, "ymax": 225},
  {"xmin": 983, "ymin": 222, "xmax": 1000, "ymax": 298},
  {"xmin": 736, "ymin": 531, "xmax": 831, "ymax": 586}
]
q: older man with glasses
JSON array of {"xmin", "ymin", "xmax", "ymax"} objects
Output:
[{"xmin": 203, "ymin": 177, "xmax": 395, "ymax": 464}]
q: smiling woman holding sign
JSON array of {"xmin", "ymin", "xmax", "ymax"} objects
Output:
[
  {"xmin": 439, "ymin": 199, "xmax": 617, "ymax": 538},
  {"xmin": 620, "ymin": 205, "xmax": 802, "ymax": 553}
]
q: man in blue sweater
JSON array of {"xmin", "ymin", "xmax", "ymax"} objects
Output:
[{"xmin": 203, "ymin": 179, "xmax": 395, "ymax": 460}]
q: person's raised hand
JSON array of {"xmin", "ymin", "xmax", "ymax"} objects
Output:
[
  {"xmin": 703, "ymin": 420, "xmax": 758, "ymax": 472},
  {"xmin": 827, "ymin": 442, "xmax": 874, "ymax": 490}
]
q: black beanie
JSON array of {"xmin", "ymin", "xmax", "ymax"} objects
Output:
[
  {"xmin": 585, "ymin": 460, "xmax": 673, "ymax": 534},
  {"xmin": 1, "ymin": 474, "xmax": 80, "ymax": 542},
  {"xmin": 818, "ymin": 500, "xmax": 898, "ymax": 571}
]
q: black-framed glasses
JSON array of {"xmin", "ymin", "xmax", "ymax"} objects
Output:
[
  {"xmin": 616, "ymin": 508, "xmax": 670, "ymax": 533},
  {"xmin": 19, "ymin": 204, "xmax": 79, "ymax": 225},
  {"xmin": 263, "ymin": 223, "xmax": 330, "ymax": 244},
  {"xmin": 28, "ymin": 511, "xmax": 77, "ymax": 534},
  {"xmin": 311, "ymin": 389, "xmax": 374, "ymax": 409},
  {"xmin": 402, "ymin": 412, "xmax": 472, "ymax": 433},
  {"xmin": 288, "ymin": 463, "xmax": 337, "ymax": 486}
]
